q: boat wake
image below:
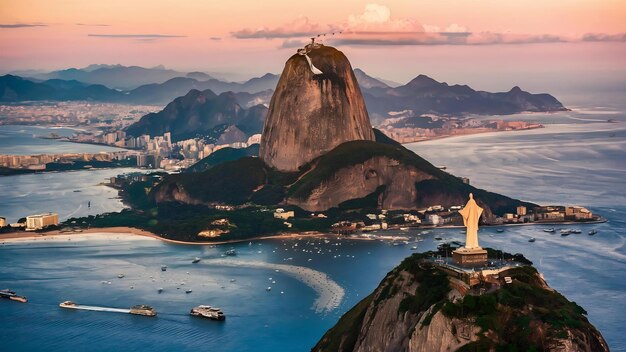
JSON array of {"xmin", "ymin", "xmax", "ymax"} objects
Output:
[
  {"xmin": 64, "ymin": 305, "xmax": 130, "ymax": 314},
  {"xmin": 205, "ymin": 259, "xmax": 344, "ymax": 313}
]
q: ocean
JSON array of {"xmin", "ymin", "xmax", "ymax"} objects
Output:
[
  {"xmin": 0, "ymin": 125, "xmax": 126, "ymax": 156},
  {"xmin": 1, "ymin": 104, "xmax": 625, "ymax": 351}
]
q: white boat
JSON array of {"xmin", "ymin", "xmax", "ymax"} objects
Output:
[
  {"xmin": 190, "ymin": 305, "xmax": 225, "ymax": 321},
  {"xmin": 528, "ymin": 238, "xmax": 536, "ymax": 242},
  {"xmin": 543, "ymin": 228, "xmax": 555, "ymax": 233},
  {"xmin": 117, "ymin": 274, "xmax": 124, "ymax": 278},
  {"xmin": 0, "ymin": 289, "xmax": 27, "ymax": 303},
  {"xmin": 266, "ymin": 287, "xmax": 272, "ymax": 291},
  {"xmin": 588, "ymin": 229, "xmax": 597, "ymax": 236},
  {"xmin": 185, "ymin": 289, "xmax": 192, "ymax": 294},
  {"xmin": 192, "ymin": 257, "xmax": 201, "ymax": 264},
  {"xmin": 225, "ymin": 249, "xmax": 236, "ymax": 256}
]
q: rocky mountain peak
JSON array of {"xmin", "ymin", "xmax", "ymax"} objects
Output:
[{"xmin": 259, "ymin": 45, "xmax": 375, "ymax": 172}]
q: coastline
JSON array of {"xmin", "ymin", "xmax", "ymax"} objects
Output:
[
  {"xmin": 0, "ymin": 226, "xmax": 330, "ymax": 245},
  {"xmin": 0, "ymin": 217, "xmax": 606, "ymax": 246},
  {"xmin": 394, "ymin": 124, "xmax": 545, "ymax": 145}
]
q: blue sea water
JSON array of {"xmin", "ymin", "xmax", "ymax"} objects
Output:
[
  {"xmin": 0, "ymin": 106, "xmax": 625, "ymax": 351},
  {"xmin": 0, "ymin": 125, "xmax": 126, "ymax": 155}
]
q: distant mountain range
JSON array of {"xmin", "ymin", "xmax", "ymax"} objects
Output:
[
  {"xmin": 124, "ymin": 89, "xmax": 268, "ymax": 143},
  {"xmin": 357, "ymin": 73, "xmax": 567, "ymax": 123},
  {"xmin": 1, "ymin": 65, "xmax": 568, "ymax": 141},
  {"xmin": 0, "ymin": 72, "xmax": 279, "ymax": 105},
  {"xmin": 17, "ymin": 64, "xmax": 209, "ymax": 90}
]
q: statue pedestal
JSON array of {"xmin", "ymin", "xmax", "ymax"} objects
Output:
[{"xmin": 453, "ymin": 247, "xmax": 488, "ymax": 265}]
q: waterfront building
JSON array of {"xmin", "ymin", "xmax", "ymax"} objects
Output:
[
  {"xmin": 25, "ymin": 213, "xmax": 59, "ymax": 231},
  {"xmin": 565, "ymin": 206, "xmax": 593, "ymax": 220},
  {"xmin": 428, "ymin": 214, "xmax": 441, "ymax": 225},
  {"xmin": 516, "ymin": 205, "xmax": 527, "ymax": 216},
  {"xmin": 0, "ymin": 217, "xmax": 6, "ymax": 227}
]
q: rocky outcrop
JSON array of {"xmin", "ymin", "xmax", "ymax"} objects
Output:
[
  {"xmin": 287, "ymin": 155, "xmax": 434, "ymax": 211},
  {"xmin": 313, "ymin": 251, "xmax": 609, "ymax": 352},
  {"xmin": 260, "ymin": 45, "xmax": 375, "ymax": 172}
]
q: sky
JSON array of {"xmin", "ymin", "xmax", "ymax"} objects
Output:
[{"xmin": 1, "ymin": 0, "xmax": 625, "ymax": 94}]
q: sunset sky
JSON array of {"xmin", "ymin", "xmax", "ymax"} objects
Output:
[{"xmin": 1, "ymin": 0, "xmax": 625, "ymax": 92}]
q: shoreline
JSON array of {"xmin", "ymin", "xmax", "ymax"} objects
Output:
[
  {"xmin": 0, "ymin": 227, "xmax": 331, "ymax": 245},
  {"xmin": 394, "ymin": 124, "xmax": 545, "ymax": 145},
  {"xmin": 0, "ymin": 217, "xmax": 606, "ymax": 246}
]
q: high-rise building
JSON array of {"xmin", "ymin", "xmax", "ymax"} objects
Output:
[{"xmin": 26, "ymin": 213, "xmax": 59, "ymax": 231}]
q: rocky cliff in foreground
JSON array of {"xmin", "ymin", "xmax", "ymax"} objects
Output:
[
  {"xmin": 313, "ymin": 249, "xmax": 609, "ymax": 352},
  {"xmin": 260, "ymin": 45, "xmax": 375, "ymax": 172}
]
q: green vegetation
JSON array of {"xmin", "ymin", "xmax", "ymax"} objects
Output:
[
  {"xmin": 66, "ymin": 203, "xmax": 288, "ymax": 242},
  {"xmin": 314, "ymin": 250, "xmax": 603, "ymax": 352},
  {"xmin": 398, "ymin": 268, "xmax": 449, "ymax": 317},
  {"xmin": 442, "ymin": 266, "xmax": 596, "ymax": 351},
  {"xmin": 185, "ymin": 144, "xmax": 259, "ymax": 173},
  {"xmin": 287, "ymin": 140, "xmax": 447, "ymax": 200}
]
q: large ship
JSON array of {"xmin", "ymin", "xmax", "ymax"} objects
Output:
[
  {"xmin": 190, "ymin": 305, "xmax": 225, "ymax": 321},
  {"xmin": 0, "ymin": 289, "xmax": 28, "ymax": 303},
  {"xmin": 59, "ymin": 301, "xmax": 156, "ymax": 317},
  {"xmin": 129, "ymin": 304, "xmax": 157, "ymax": 317}
]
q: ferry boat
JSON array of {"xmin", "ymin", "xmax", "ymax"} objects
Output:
[
  {"xmin": 588, "ymin": 229, "xmax": 598, "ymax": 236},
  {"xmin": 129, "ymin": 304, "xmax": 157, "ymax": 317},
  {"xmin": 0, "ymin": 289, "xmax": 28, "ymax": 303},
  {"xmin": 190, "ymin": 305, "xmax": 225, "ymax": 321},
  {"xmin": 192, "ymin": 257, "xmax": 201, "ymax": 264},
  {"xmin": 59, "ymin": 300, "xmax": 76, "ymax": 308}
]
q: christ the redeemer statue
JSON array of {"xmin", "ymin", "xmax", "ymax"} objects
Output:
[
  {"xmin": 452, "ymin": 193, "xmax": 488, "ymax": 265},
  {"xmin": 458, "ymin": 193, "xmax": 483, "ymax": 249}
]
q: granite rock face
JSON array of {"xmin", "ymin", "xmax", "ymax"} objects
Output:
[
  {"xmin": 260, "ymin": 45, "xmax": 375, "ymax": 171},
  {"xmin": 313, "ymin": 254, "xmax": 609, "ymax": 352},
  {"xmin": 286, "ymin": 155, "xmax": 435, "ymax": 211}
]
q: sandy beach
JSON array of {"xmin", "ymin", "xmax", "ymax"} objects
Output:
[{"xmin": 0, "ymin": 227, "xmax": 330, "ymax": 246}]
